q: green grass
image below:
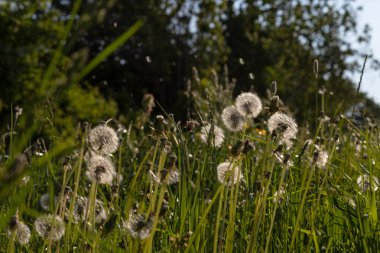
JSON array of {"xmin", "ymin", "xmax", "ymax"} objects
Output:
[{"xmin": 1, "ymin": 104, "xmax": 380, "ymax": 252}]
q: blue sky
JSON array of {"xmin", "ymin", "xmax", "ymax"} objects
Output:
[{"xmin": 355, "ymin": 1, "xmax": 380, "ymax": 103}]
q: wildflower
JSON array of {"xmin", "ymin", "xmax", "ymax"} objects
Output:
[
  {"xmin": 7, "ymin": 214, "xmax": 31, "ymax": 245},
  {"xmin": 267, "ymin": 112, "xmax": 298, "ymax": 142},
  {"xmin": 149, "ymin": 168, "xmax": 180, "ymax": 185},
  {"xmin": 235, "ymin": 92, "xmax": 262, "ymax": 118},
  {"xmin": 255, "ymin": 128, "xmax": 266, "ymax": 136},
  {"xmin": 85, "ymin": 154, "xmax": 116, "ymax": 185},
  {"xmin": 273, "ymin": 187, "xmax": 286, "ymax": 204},
  {"xmin": 357, "ymin": 174, "xmax": 379, "ymax": 192},
  {"xmin": 124, "ymin": 211, "xmax": 154, "ymax": 240},
  {"xmin": 34, "ymin": 215, "xmax": 65, "ymax": 241},
  {"xmin": 217, "ymin": 161, "xmax": 242, "ymax": 186},
  {"xmin": 200, "ymin": 124, "xmax": 224, "ymax": 148},
  {"xmin": 221, "ymin": 106, "xmax": 244, "ymax": 132},
  {"xmin": 88, "ymin": 125, "xmax": 119, "ymax": 155}
]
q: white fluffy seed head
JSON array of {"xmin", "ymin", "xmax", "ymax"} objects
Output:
[
  {"xmin": 149, "ymin": 168, "xmax": 180, "ymax": 185},
  {"xmin": 94, "ymin": 199, "xmax": 108, "ymax": 224},
  {"xmin": 235, "ymin": 92, "xmax": 262, "ymax": 118},
  {"xmin": 357, "ymin": 174, "xmax": 379, "ymax": 192},
  {"xmin": 34, "ymin": 215, "xmax": 65, "ymax": 241},
  {"xmin": 316, "ymin": 150, "xmax": 329, "ymax": 168},
  {"xmin": 200, "ymin": 124, "xmax": 224, "ymax": 148},
  {"xmin": 67, "ymin": 196, "xmax": 88, "ymax": 223},
  {"xmin": 217, "ymin": 161, "xmax": 242, "ymax": 186},
  {"xmin": 85, "ymin": 154, "xmax": 116, "ymax": 185},
  {"xmin": 8, "ymin": 218, "xmax": 31, "ymax": 245},
  {"xmin": 267, "ymin": 112, "xmax": 298, "ymax": 141},
  {"xmin": 221, "ymin": 106, "xmax": 245, "ymax": 132},
  {"xmin": 40, "ymin": 193, "xmax": 57, "ymax": 211},
  {"xmin": 124, "ymin": 212, "xmax": 153, "ymax": 240},
  {"xmin": 65, "ymin": 196, "xmax": 107, "ymax": 224},
  {"xmin": 88, "ymin": 125, "xmax": 119, "ymax": 155}
]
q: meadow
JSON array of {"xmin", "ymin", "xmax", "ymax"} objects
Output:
[{"xmin": 1, "ymin": 77, "xmax": 380, "ymax": 253}]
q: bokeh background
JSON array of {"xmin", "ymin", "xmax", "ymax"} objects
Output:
[{"xmin": 0, "ymin": 0, "xmax": 379, "ymax": 139}]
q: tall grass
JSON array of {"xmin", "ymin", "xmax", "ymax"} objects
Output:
[
  {"xmin": 1, "ymin": 88, "xmax": 380, "ymax": 252},
  {"xmin": 1, "ymin": 7, "xmax": 380, "ymax": 250}
]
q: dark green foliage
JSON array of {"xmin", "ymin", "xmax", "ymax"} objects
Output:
[{"xmin": 0, "ymin": 0, "xmax": 379, "ymax": 138}]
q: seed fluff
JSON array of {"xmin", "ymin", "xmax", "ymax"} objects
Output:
[
  {"xmin": 357, "ymin": 174, "xmax": 379, "ymax": 192},
  {"xmin": 149, "ymin": 167, "xmax": 180, "ymax": 185},
  {"xmin": 221, "ymin": 106, "xmax": 245, "ymax": 132},
  {"xmin": 273, "ymin": 187, "xmax": 286, "ymax": 204},
  {"xmin": 88, "ymin": 125, "xmax": 119, "ymax": 155},
  {"xmin": 314, "ymin": 149, "xmax": 329, "ymax": 168},
  {"xmin": 34, "ymin": 215, "xmax": 65, "ymax": 241},
  {"xmin": 8, "ymin": 214, "xmax": 31, "ymax": 245},
  {"xmin": 124, "ymin": 211, "xmax": 154, "ymax": 240},
  {"xmin": 200, "ymin": 124, "xmax": 224, "ymax": 148},
  {"xmin": 85, "ymin": 154, "xmax": 116, "ymax": 185},
  {"xmin": 267, "ymin": 112, "xmax": 298, "ymax": 142},
  {"xmin": 217, "ymin": 161, "xmax": 242, "ymax": 186},
  {"xmin": 40, "ymin": 193, "xmax": 57, "ymax": 211},
  {"xmin": 235, "ymin": 92, "xmax": 262, "ymax": 118}
]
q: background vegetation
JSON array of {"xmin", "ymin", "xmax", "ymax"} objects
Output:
[
  {"xmin": 1, "ymin": 0, "xmax": 379, "ymax": 137},
  {"xmin": 1, "ymin": 0, "xmax": 380, "ymax": 252}
]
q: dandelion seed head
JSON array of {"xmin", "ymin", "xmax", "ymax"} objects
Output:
[
  {"xmin": 34, "ymin": 215, "xmax": 65, "ymax": 241},
  {"xmin": 85, "ymin": 154, "xmax": 116, "ymax": 185},
  {"xmin": 357, "ymin": 174, "xmax": 379, "ymax": 192},
  {"xmin": 65, "ymin": 196, "xmax": 87, "ymax": 223},
  {"xmin": 124, "ymin": 212, "xmax": 153, "ymax": 240},
  {"xmin": 235, "ymin": 92, "xmax": 262, "ymax": 118},
  {"xmin": 8, "ymin": 215, "xmax": 31, "ymax": 245},
  {"xmin": 315, "ymin": 150, "xmax": 328, "ymax": 168},
  {"xmin": 200, "ymin": 124, "xmax": 224, "ymax": 148},
  {"xmin": 267, "ymin": 112, "xmax": 298, "ymax": 141},
  {"xmin": 40, "ymin": 193, "xmax": 57, "ymax": 211},
  {"xmin": 217, "ymin": 161, "xmax": 242, "ymax": 186},
  {"xmin": 221, "ymin": 106, "xmax": 244, "ymax": 132},
  {"xmin": 161, "ymin": 168, "xmax": 180, "ymax": 185},
  {"xmin": 149, "ymin": 168, "xmax": 180, "ymax": 185},
  {"xmin": 88, "ymin": 125, "xmax": 119, "ymax": 155},
  {"xmin": 66, "ymin": 196, "xmax": 107, "ymax": 224},
  {"xmin": 94, "ymin": 199, "xmax": 108, "ymax": 224}
]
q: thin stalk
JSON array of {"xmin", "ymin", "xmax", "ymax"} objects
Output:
[
  {"xmin": 264, "ymin": 164, "xmax": 288, "ymax": 253},
  {"xmin": 289, "ymin": 168, "xmax": 314, "ymax": 251},
  {"xmin": 184, "ymin": 185, "xmax": 225, "ymax": 253},
  {"xmin": 213, "ymin": 186, "xmax": 225, "ymax": 253}
]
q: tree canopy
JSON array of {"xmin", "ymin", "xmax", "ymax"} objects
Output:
[{"xmin": 0, "ymin": 0, "xmax": 379, "ymax": 137}]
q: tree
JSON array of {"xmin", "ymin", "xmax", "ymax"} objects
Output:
[
  {"xmin": 224, "ymin": 0, "xmax": 380, "ymax": 125},
  {"xmin": 0, "ymin": 0, "xmax": 117, "ymax": 139}
]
